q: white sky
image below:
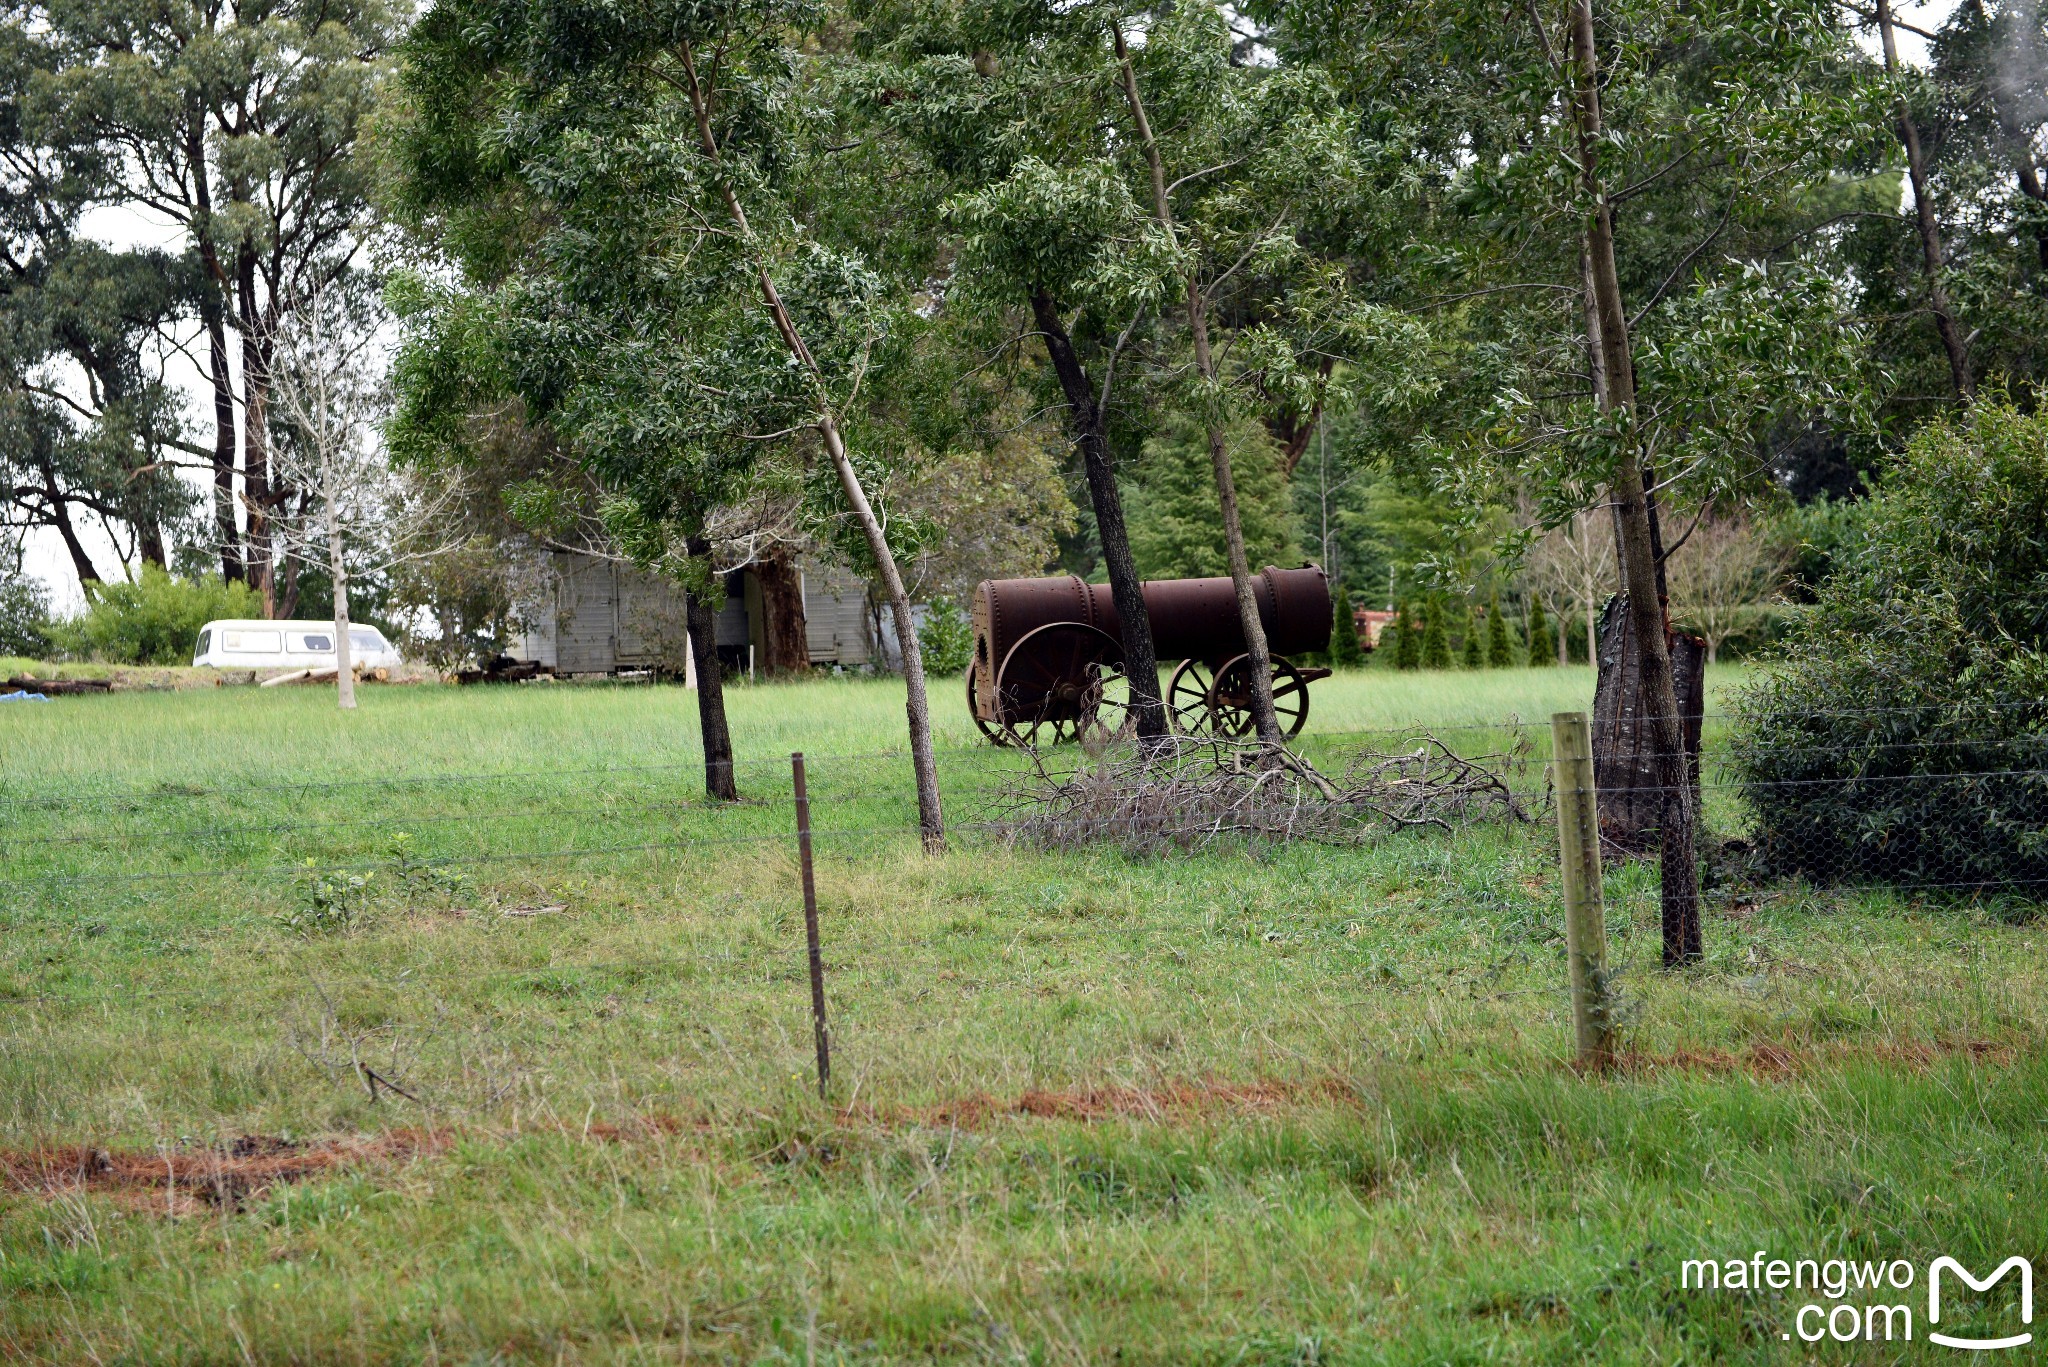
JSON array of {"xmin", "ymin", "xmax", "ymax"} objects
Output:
[{"xmin": 15, "ymin": 2, "xmax": 1954, "ymax": 613}]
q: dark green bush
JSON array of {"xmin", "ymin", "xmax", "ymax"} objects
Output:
[
  {"xmin": 1730, "ymin": 402, "xmax": 2048, "ymax": 892},
  {"xmin": 53, "ymin": 566, "xmax": 261, "ymax": 665},
  {"xmin": 0, "ymin": 568, "xmax": 53, "ymax": 658},
  {"xmin": 1329, "ymin": 584, "xmax": 1366, "ymax": 667}
]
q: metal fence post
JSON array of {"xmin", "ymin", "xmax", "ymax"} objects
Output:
[
  {"xmin": 1551, "ymin": 712, "xmax": 1617, "ymax": 1069},
  {"xmin": 791, "ymin": 752, "xmax": 831, "ymax": 1098}
]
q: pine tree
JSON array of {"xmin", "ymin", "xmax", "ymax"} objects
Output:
[
  {"xmin": 1461, "ymin": 605, "xmax": 1483, "ymax": 668},
  {"xmin": 1420, "ymin": 595, "xmax": 1452, "ymax": 669},
  {"xmin": 1393, "ymin": 601, "xmax": 1420, "ymax": 670},
  {"xmin": 1486, "ymin": 594, "xmax": 1515, "ymax": 667},
  {"xmin": 1526, "ymin": 598, "xmax": 1559, "ymax": 667},
  {"xmin": 1330, "ymin": 584, "xmax": 1367, "ymax": 667}
]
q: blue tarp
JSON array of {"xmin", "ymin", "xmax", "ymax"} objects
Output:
[{"xmin": 0, "ymin": 690, "xmax": 50, "ymax": 702}]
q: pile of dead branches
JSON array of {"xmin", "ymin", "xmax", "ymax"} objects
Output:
[{"xmin": 989, "ymin": 733, "xmax": 1535, "ymax": 856}]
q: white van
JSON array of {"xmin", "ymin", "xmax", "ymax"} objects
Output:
[{"xmin": 193, "ymin": 619, "xmax": 404, "ymax": 672}]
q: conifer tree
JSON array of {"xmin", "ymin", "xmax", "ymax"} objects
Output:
[
  {"xmin": 1329, "ymin": 584, "xmax": 1366, "ymax": 667},
  {"xmin": 1420, "ymin": 595, "xmax": 1452, "ymax": 669},
  {"xmin": 1527, "ymin": 599, "xmax": 1559, "ymax": 667},
  {"xmin": 1486, "ymin": 594, "xmax": 1516, "ymax": 667}
]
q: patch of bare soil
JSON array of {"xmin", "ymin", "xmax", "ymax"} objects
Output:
[
  {"xmin": 2, "ymin": 1130, "xmax": 447, "ymax": 1215},
  {"xmin": 1619, "ymin": 1036, "xmax": 2012, "ymax": 1079}
]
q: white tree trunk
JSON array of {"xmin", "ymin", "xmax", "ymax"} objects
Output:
[{"xmin": 329, "ymin": 503, "xmax": 356, "ymax": 711}]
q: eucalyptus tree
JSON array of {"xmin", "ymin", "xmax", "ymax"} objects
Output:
[
  {"xmin": 1841, "ymin": 0, "xmax": 2048, "ymax": 418},
  {"xmin": 28, "ymin": 0, "xmax": 404, "ymax": 607},
  {"xmin": 860, "ymin": 0, "xmax": 1385, "ymax": 746},
  {"xmin": 390, "ymin": 0, "xmax": 946, "ymax": 841},
  {"xmin": 0, "ymin": 20, "xmax": 194, "ymax": 592},
  {"xmin": 854, "ymin": 4, "xmax": 1179, "ymax": 739},
  {"xmin": 1266, "ymin": 0, "xmax": 1876, "ymax": 963}
]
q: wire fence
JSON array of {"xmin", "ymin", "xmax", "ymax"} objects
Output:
[{"xmin": 1, "ymin": 715, "xmax": 2040, "ymax": 1043}]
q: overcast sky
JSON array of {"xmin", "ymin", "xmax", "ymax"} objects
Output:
[{"xmin": 15, "ymin": 1, "xmax": 1954, "ymax": 615}]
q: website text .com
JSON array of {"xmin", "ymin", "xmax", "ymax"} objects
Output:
[{"xmin": 1680, "ymin": 1252, "xmax": 2035, "ymax": 1348}]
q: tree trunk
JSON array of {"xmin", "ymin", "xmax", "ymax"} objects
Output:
[
  {"xmin": 677, "ymin": 37, "xmax": 943, "ymax": 851},
  {"xmin": 1569, "ymin": 0, "xmax": 1702, "ymax": 967},
  {"xmin": 1593, "ymin": 596, "xmax": 1705, "ymax": 856},
  {"xmin": 41, "ymin": 472, "xmax": 104, "ymax": 593},
  {"xmin": 820, "ymin": 419, "xmax": 946, "ymax": 851},
  {"xmin": 683, "ymin": 545, "xmax": 738, "ymax": 802},
  {"xmin": 1028, "ymin": 290, "xmax": 1167, "ymax": 740},
  {"xmin": 193, "ymin": 128, "xmax": 243, "ymax": 586},
  {"xmin": 1112, "ymin": 24, "xmax": 1283, "ymax": 748},
  {"xmin": 757, "ymin": 543, "xmax": 811, "ymax": 675},
  {"xmin": 238, "ymin": 252, "xmax": 275, "ymax": 615},
  {"xmin": 330, "ymin": 506, "xmax": 356, "ymax": 711},
  {"xmin": 1874, "ymin": 0, "xmax": 1974, "ymax": 401}
]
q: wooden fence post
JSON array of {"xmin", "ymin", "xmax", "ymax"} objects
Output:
[
  {"xmin": 1551, "ymin": 711, "xmax": 1617, "ymax": 1069},
  {"xmin": 791, "ymin": 752, "xmax": 831, "ymax": 1098}
]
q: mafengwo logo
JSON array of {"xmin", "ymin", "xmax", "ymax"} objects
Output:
[
  {"xmin": 1928, "ymin": 1257, "xmax": 2032, "ymax": 1351},
  {"xmin": 1680, "ymin": 1252, "xmax": 2033, "ymax": 1348}
]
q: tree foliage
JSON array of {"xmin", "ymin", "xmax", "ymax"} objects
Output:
[{"xmin": 1732, "ymin": 399, "xmax": 2048, "ymax": 889}]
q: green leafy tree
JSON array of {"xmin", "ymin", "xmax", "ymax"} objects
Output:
[
  {"xmin": 1460, "ymin": 606, "xmax": 1483, "ymax": 668},
  {"xmin": 390, "ymin": 0, "xmax": 945, "ymax": 839},
  {"xmin": 1526, "ymin": 598, "xmax": 1558, "ymax": 667},
  {"xmin": 30, "ymin": 0, "xmax": 404, "ymax": 608}
]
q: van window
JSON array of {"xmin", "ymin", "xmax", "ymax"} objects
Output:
[
  {"xmin": 222, "ymin": 630, "xmax": 280, "ymax": 653},
  {"xmin": 196, "ymin": 629, "xmax": 212, "ymax": 657},
  {"xmin": 349, "ymin": 629, "xmax": 386, "ymax": 651},
  {"xmin": 296, "ymin": 633, "xmax": 334, "ymax": 652}
]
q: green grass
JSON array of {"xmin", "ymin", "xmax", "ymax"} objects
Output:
[{"xmin": 1, "ymin": 665, "xmax": 2041, "ymax": 1363}]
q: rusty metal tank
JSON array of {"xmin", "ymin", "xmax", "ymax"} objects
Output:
[{"xmin": 969, "ymin": 566, "xmax": 1330, "ymax": 724}]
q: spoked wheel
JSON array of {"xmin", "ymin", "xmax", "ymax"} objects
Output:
[
  {"xmin": 993, "ymin": 623, "xmax": 1129, "ymax": 748},
  {"xmin": 966, "ymin": 661, "xmax": 1011, "ymax": 747},
  {"xmin": 1167, "ymin": 658, "xmax": 1221, "ymax": 735},
  {"xmin": 1177, "ymin": 654, "xmax": 1313, "ymax": 739}
]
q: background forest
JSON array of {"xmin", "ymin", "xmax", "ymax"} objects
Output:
[{"xmin": 0, "ymin": 0, "xmax": 2039, "ymax": 676}]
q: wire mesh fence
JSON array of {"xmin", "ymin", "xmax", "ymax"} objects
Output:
[{"xmin": 1, "ymin": 712, "xmax": 2040, "ymax": 1040}]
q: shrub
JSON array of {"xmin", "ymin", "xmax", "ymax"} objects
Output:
[
  {"xmin": 1460, "ymin": 606, "xmax": 1483, "ymax": 668},
  {"xmin": 1730, "ymin": 402, "xmax": 2048, "ymax": 892},
  {"xmin": 0, "ymin": 568, "xmax": 52, "ymax": 658},
  {"xmin": 53, "ymin": 566, "xmax": 260, "ymax": 664},
  {"xmin": 917, "ymin": 599, "xmax": 973, "ymax": 676}
]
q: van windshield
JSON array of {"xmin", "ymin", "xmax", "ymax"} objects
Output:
[
  {"xmin": 349, "ymin": 629, "xmax": 386, "ymax": 650},
  {"xmin": 196, "ymin": 629, "xmax": 211, "ymax": 657}
]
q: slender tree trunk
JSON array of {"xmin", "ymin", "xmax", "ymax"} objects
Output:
[
  {"xmin": 1874, "ymin": 0, "xmax": 1973, "ymax": 400},
  {"xmin": 757, "ymin": 543, "xmax": 811, "ymax": 675},
  {"xmin": 1112, "ymin": 24, "xmax": 1284, "ymax": 748},
  {"xmin": 1569, "ymin": 0, "xmax": 1702, "ymax": 967},
  {"xmin": 677, "ymin": 38, "xmax": 943, "ymax": 850},
  {"xmin": 192, "ymin": 124, "xmax": 243, "ymax": 586},
  {"xmin": 1028, "ymin": 290, "xmax": 1167, "ymax": 740},
  {"xmin": 682, "ymin": 546, "xmax": 738, "ymax": 802},
  {"xmin": 238, "ymin": 252, "xmax": 276, "ymax": 615},
  {"xmin": 330, "ymin": 501, "xmax": 356, "ymax": 711}
]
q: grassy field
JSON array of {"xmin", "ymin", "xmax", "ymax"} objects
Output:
[{"xmin": 2, "ymin": 666, "xmax": 2042, "ymax": 1363}]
